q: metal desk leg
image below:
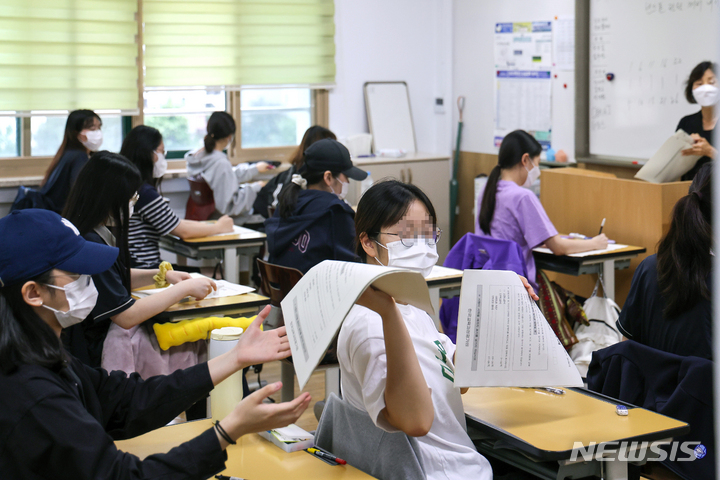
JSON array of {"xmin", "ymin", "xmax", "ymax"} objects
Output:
[
  {"xmin": 224, "ymin": 247, "xmax": 240, "ymax": 284},
  {"xmin": 281, "ymin": 361, "xmax": 295, "ymax": 403},
  {"xmin": 428, "ymin": 286, "xmax": 441, "ymax": 331},
  {"xmin": 603, "ymin": 259, "xmax": 616, "ymax": 301},
  {"xmin": 604, "ymin": 460, "xmax": 629, "ymax": 480}
]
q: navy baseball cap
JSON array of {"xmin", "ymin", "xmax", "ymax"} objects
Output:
[
  {"xmin": 0, "ymin": 209, "xmax": 119, "ymax": 287},
  {"xmin": 304, "ymin": 139, "xmax": 368, "ymax": 181}
]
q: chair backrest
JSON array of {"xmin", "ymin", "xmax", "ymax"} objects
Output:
[
  {"xmin": 315, "ymin": 393, "xmax": 425, "ymax": 480},
  {"xmin": 256, "ymin": 258, "xmax": 303, "ymax": 308},
  {"xmin": 185, "ymin": 174, "xmax": 216, "ymax": 220}
]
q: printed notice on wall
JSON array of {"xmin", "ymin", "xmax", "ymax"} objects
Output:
[
  {"xmin": 493, "ymin": 21, "xmax": 553, "ymax": 148},
  {"xmin": 454, "ymin": 270, "xmax": 583, "ymax": 387}
]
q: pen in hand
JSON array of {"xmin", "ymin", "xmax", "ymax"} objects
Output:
[{"xmin": 598, "ymin": 218, "xmax": 606, "ymax": 235}]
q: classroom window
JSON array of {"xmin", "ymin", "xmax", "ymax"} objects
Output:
[
  {"xmin": 0, "ymin": 118, "xmax": 18, "ymax": 158},
  {"xmin": 30, "ymin": 115, "xmax": 124, "ymax": 157},
  {"xmin": 240, "ymin": 88, "xmax": 312, "ymax": 149},
  {"xmin": 144, "ymin": 90, "xmax": 226, "ymax": 154}
]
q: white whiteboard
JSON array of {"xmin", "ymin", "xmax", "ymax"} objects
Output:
[
  {"xmin": 364, "ymin": 82, "xmax": 417, "ymax": 153},
  {"xmin": 589, "ymin": 0, "xmax": 718, "ymax": 160}
]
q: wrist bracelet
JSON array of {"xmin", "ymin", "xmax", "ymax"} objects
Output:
[{"xmin": 214, "ymin": 420, "xmax": 236, "ymax": 445}]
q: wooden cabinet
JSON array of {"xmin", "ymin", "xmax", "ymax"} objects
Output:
[{"xmin": 347, "ymin": 153, "xmax": 451, "ymax": 262}]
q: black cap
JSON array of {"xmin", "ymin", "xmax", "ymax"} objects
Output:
[{"xmin": 303, "ymin": 139, "xmax": 368, "ymax": 181}]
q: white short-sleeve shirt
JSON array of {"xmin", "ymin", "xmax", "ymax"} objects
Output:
[{"xmin": 337, "ymin": 303, "xmax": 492, "ymax": 480}]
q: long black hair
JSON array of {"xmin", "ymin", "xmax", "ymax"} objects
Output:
[
  {"xmin": 204, "ymin": 111, "xmax": 236, "ymax": 153},
  {"xmin": 121, "ymin": 125, "xmax": 164, "ymax": 188},
  {"xmin": 685, "ymin": 61, "xmax": 716, "ymax": 104},
  {"xmin": 656, "ymin": 163, "xmax": 712, "ymax": 318},
  {"xmin": 478, "ymin": 130, "xmax": 542, "ymax": 235},
  {"xmin": 63, "ymin": 151, "xmax": 142, "ymax": 291},
  {"xmin": 0, "ymin": 271, "xmax": 67, "ymax": 375},
  {"xmin": 41, "ymin": 110, "xmax": 101, "ymax": 187},
  {"xmin": 276, "ymin": 164, "xmax": 344, "ymax": 219},
  {"xmin": 354, "ymin": 180, "xmax": 436, "ymax": 262}
]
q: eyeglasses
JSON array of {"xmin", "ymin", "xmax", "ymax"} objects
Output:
[{"xmin": 374, "ymin": 229, "xmax": 442, "ymax": 247}]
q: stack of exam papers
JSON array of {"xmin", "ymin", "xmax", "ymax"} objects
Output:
[{"xmin": 132, "ymin": 274, "xmax": 254, "ymax": 299}]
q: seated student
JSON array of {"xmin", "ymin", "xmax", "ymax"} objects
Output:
[
  {"xmin": 264, "ymin": 139, "xmax": 367, "ymax": 274},
  {"xmin": 121, "ymin": 125, "xmax": 234, "ymax": 268},
  {"xmin": 253, "ymin": 125, "xmax": 337, "ymax": 218},
  {"xmin": 37, "ymin": 110, "xmax": 104, "ymax": 213},
  {"xmin": 62, "ymin": 151, "xmax": 217, "ymax": 377},
  {"xmin": 0, "ymin": 209, "xmax": 311, "ymax": 477},
  {"xmin": 617, "ymin": 163, "xmax": 712, "ymax": 359},
  {"xmin": 477, "ymin": 129, "xmax": 607, "ymax": 288},
  {"xmin": 339, "ymin": 180, "xmax": 537, "ymax": 480},
  {"xmin": 186, "ymin": 111, "xmax": 273, "ymax": 226}
]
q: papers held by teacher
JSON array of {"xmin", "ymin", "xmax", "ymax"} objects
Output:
[
  {"xmin": 280, "ymin": 261, "xmax": 582, "ymax": 390},
  {"xmin": 635, "ymin": 129, "xmax": 701, "ymax": 183}
]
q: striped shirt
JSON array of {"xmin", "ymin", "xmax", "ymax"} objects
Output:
[{"xmin": 129, "ymin": 183, "xmax": 180, "ymax": 268}]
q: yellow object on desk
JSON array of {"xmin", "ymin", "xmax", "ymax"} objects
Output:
[{"xmin": 153, "ymin": 315, "xmax": 256, "ymax": 350}]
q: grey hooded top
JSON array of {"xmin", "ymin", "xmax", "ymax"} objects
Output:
[{"xmin": 185, "ymin": 148, "xmax": 263, "ymax": 224}]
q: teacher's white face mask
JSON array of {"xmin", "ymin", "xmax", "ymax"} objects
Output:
[
  {"xmin": 693, "ymin": 84, "xmax": 719, "ymax": 107},
  {"xmin": 374, "ymin": 239, "xmax": 438, "ymax": 278}
]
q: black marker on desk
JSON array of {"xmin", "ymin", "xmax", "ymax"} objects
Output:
[{"xmin": 598, "ymin": 218, "xmax": 606, "ymax": 235}]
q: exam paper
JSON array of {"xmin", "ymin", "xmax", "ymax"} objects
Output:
[
  {"xmin": 132, "ymin": 275, "xmax": 254, "ymax": 299},
  {"xmin": 635, "ymin": 129, "xmax": 701, "ymax": 183},
  {"xmin": 533, "ymin": 243, "xmax": 628, "ymax": 257},
  {"xmin": 204, "ymin": 225, "xmax": 260, "ymax": 237},
  {"xmin": 454, "ymin": 270, "xmax": 583, "ymax": 387},
  {"xmin": 280, "ymin": 260, "xmax": 434, "ymax": 390}
]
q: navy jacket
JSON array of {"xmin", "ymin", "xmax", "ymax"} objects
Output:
[
  {"xmin": 42, "ymin": 148, "xmax": 90, "ymax": 213},
  {"xmin": 588, "ymin": 341, "xmax": 714, "ymax": 480},
  {"xmin": 0, "ymin": 357, "xmax": 225, "ymax": 479},
  {"xmin": 264, "ymin": 189, "xmax": 357, "ymax": 274}
]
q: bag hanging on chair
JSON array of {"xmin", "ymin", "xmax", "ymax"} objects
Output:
[
  {"xmin": 536, "ymin": 270, "xmax": 581, "ymax": 350},
  {"xmin": 570, "ymin": 274, "xmax": 622, "ymax": 377}
]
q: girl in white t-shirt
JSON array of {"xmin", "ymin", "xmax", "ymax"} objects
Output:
[{"xmin": 338, "ymin": 180, "xmax": 536, "ymax": 480}]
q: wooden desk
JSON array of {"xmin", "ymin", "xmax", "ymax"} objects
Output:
[
  {"xmin": 115, "ymin": 419, "xmax": 374, "ymax": 479},
  {"xmin": 160, "ymin": 227, "xmax": 266, "ymax": 284},
  {"xmin": 533, "ymin": 245, "xmax": 646, "ymax": 301},
  {"xmin": 426, "ymin": 265, "xmax": 463, "ymax": 330},
  {"xmin": 464, "ymin": 387, "xmax": 689, "ymax": 480},
  {"xmin": 156, "ymin": 292, "xmax": 271, "ymax": 322}
]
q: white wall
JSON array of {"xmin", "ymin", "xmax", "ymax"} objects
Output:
[
  {"xmin": 453, "ymin": 0, "xmax": 576, "ymax": 158},
  {"xmin": 329, "ymin": 0, "xmax": 453, "ymax": 156}
]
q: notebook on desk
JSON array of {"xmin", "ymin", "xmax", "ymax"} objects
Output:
[{"xmin": 533, "ymin": 243, "xmax": 628, "ymax": 257}]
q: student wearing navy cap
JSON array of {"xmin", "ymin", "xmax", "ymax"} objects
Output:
[
  {"xmin": 0, "ymin": 209, "xmax": 310, "ymax": 478},
  {"xmin": 264, "ymin": 138, "xmax": 368, "ymax": 274}
]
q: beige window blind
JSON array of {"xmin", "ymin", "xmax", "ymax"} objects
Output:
[
  {"xmin": 143, "ymin": 0, "xmax": 336, "ymax": 88},
  {"xmin": 0, "ymin": 0, "xmax": 140, "ymax": 113}
]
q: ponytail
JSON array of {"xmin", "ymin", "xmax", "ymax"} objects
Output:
[
  {"xmin": 478, "ymin": 166, "xmax": 502, "ymax": 235},
  {"xmin": 656, "ymin": 163, "xmax": 712, "ymax": 318},
  {"xmin": 277, "ymin": 171, "xmax": 326, "ymax": 218},
  {"xmin": 478, "ymin": 130, "xmax": 542, "ymax": 235},
  {"xmin": 204, "ymin": 111, "xmax": 236, "ymax": 154}
]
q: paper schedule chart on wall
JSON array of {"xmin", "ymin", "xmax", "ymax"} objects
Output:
[{"xmin": 493, "ymin": 22, "xmax": 553, "ymax": 149}]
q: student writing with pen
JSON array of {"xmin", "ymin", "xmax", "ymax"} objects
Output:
[{"xmin": 476, "ymin": 130, "xmax": 608, "ymax": 289}]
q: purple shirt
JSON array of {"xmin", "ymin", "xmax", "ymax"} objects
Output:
[{"xmin": 475, "ymin": 180, "xmax": 557, "ymax": 288}]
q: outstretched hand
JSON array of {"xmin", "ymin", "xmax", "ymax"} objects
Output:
[
  {"xmin": 233, "ymin": 305, "xmax": 292, "ymax": 369},
  {"xmin": 221, "ymin": 382, "xmax": 311, "ymax": 442}
]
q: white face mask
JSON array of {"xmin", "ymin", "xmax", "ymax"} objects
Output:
[
  {"xmin": 523, "ymin": 163, "xmax": 541, "ymax": 188},
  {"xmin": 332, "ymin": 178, "xmax": 350, "ymax": 200},
  {"xmin": 80, "ymin": 129, "xmax": 103, "ymax": 151},
  {"xmin": 128, "ymin": 202, "xmax": 135, "ymax": 218},
  {"xmin": 692, "ymin": 84, "xmax": 719, "ymax": 107},
  {"xmin": 153, "ymin": 151, "xmax": 168, "ymax": 178},
  {"xmin": 374, "ymin": 238, "xmax": 439, "ymax": 278},
  {"xmin": 42, "ymin": 275, "xmax": 98, "ymax": 328}
]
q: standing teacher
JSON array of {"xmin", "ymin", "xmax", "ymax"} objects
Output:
[{"xmin": 679, "ymin": 61, "xmax": 717, "ymax": 180}]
